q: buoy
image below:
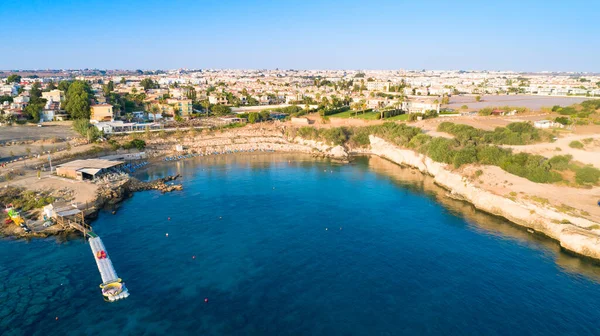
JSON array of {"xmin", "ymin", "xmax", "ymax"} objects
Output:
[
  {"xmin": 325, "ymin": 228, "xmax": 328, "ymax": 231},
  {"xmin": 204, "ymin": 298, "xmax": 208, "ymax": 303},
  {"xmin": 168, "ymin": 217, "xmax": 171, "ymax": 220},
  {"xmin": 166, "ymin": 233, "xmax": 169, "ymax": 237},
  {"xmin": 192, "ymin": 255, "xmax": 196, "ymax": 259},
  {"xmin": 219, "ymin": 216, "xmax": 222, "ymax": 219},
  {"xmin": 55, "ymin": 317, "xmax": 58, "ymax": 321}
]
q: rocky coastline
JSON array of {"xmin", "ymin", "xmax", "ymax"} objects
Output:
[
  {"xmin": 95, "ymin": 174, "xmax": 183, "ymax": 212},
  {"xmin": 368, "ymin": 135, "xmax": 600, "ymax": 261},
  {"xmin": 5, "ymin": 127, "xmax": 600, "ymax": 262}
]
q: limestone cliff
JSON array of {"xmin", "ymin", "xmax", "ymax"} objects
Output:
[{"xmin": 369, "ymin": 135, "xmax": 600, "ymax": 260}]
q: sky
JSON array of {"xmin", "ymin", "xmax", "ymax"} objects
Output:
[{"xmin": 1, "ymin": 0, "xmax": 599, "ymax": 72}]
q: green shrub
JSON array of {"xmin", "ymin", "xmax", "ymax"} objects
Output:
[
  {"xmin": 548, "ymin": 155, "xmax": 573, "ymax": 171},
  {"xmin": 575, "ymin": 166, "xmax": 600, "ymax": 185},
  {"xmin": 569, "ymin": 141, "xmax": 584, "ymax": 149}
]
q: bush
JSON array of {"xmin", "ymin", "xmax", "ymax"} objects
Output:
[
  {"xmin": 437, "ymin": 122, "xmax": 549, "ymax": 146},
  {"xmin": 575, "ymin": 166, "xmax": 600, "ymax": 185},
  {"xmin": 554, "ymin": 116, "xmax": 571, "ymax": 125},
  {"xmin": 548, "ymin": 155, "xmax": 572, "ymax": 171},
  {"xmin": 452, "ymin": 145, "xmax": 478, "ymax": 168},
  {"xmin": 569, "ymin": 141, "xmax": 584, "ymax": 149}
]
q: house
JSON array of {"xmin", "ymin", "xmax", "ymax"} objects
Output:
[
  {"xmin": 13, "ymin": 96, "xmax": 30, "ymax": 104},
  {"xmin": 365, "ymin": 81, "xmax": 389, "ymax": 91},
  {"xmin": 42, "ymin": 89, "xmax": 65, "ymax": 103},
  {"xmin": 0, "ymin": 84, "xmax": 18, "ymax": 96},
  {"xmin": 166, "ymin": 98, "xmax": 193, "ymax": 118},
  {"xmin": 90, "ymin": 103, "xmax": 115, "ymax": 122},
  {"xmin": 40, "ymin": 100, "xmax": 64, "ymax": 122},
  {"xmin": 401, "ymin": 99, "xmax": 440, "ymax": 114},
  {"xmin": 208, "ymin": 95, "xmax": 228, "ymax": 105}
]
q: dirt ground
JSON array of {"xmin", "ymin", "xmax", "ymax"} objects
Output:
[
  {"xmin": 446, "ymin": 94, "xmax": 592, "ymax": 111},
  {"xmin": 505, "ymin": 134, "xmax": 600, "ymax": 168},
  {"xmin": 0, "ymin": 122, "xmax": 76, "ymax": 142},
  {"xmin": 463, "ymin": 165, "xmax": 600, "ymax": 224}
]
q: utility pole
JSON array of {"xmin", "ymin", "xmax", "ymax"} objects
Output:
[{"xmin": 48, "ymin": 154, "xmax": 53, "ymax": 174}]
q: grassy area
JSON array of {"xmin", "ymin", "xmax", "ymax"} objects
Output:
[
  {"xmin": 386, "ymin": 114, "xmax": 409, "ymax": 121},
  {"xmin": 328, "ymin": 110, "xmax": 380, "ymax": 120},
  {"xmin": 328, "ymin": 109, "xmax": 409, "ymax": 121}
]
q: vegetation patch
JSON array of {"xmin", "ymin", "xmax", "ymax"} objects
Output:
[{"xmin": 569, "ymin": 140, "xmax": 584, "ymax": 149}]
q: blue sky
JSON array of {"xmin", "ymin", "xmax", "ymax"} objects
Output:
[{"xmin": 1, "ymin": 0, "xmax": 598, "ymax": 71}]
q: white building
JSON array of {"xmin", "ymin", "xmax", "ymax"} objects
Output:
[{"xmin": 402, "ymin": 99, "xmax": 440, "ymax": 114}]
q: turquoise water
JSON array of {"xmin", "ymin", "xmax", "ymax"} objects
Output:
[{"xmin": 3, "ymin": 154, "xmax": 600, "ymax": 335}]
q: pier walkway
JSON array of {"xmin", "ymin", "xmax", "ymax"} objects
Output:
[{"xmin": 88, "ymin": 234, "xmax": 130, "ymax": 301}]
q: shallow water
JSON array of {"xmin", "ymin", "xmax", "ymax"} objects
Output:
[{"xmin": 2, "ymin": 154, "xmax": 600, "ymax": 335}]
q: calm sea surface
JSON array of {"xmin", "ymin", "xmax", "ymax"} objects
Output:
[{"xmin": 2, "ymin": 154, "xmax": 600, "ymax": 335}]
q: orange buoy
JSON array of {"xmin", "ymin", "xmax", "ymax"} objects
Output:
[{"xmin": 55, "ymin": 317, "xmax": 59, "ymax": 321}]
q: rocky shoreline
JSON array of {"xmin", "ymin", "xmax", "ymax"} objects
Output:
[
  {"xmin": 5, "ymin": 127, "xmax": 600, "ymax": 262},
  {"xmin": 95, "ymin": 174, "xmax": 183, "ymax": 213},
  {"xmin": 0, "ymin": 174, "xmax": 183, "ymax": 239},
  {"xmin": 368, "ymin": 135, "xmax": 600, "ymax": 261}
]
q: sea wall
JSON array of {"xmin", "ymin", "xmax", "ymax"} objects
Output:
[{"xmin": 369, "ymin": 135, "xmax": 600, "ymax": 260}]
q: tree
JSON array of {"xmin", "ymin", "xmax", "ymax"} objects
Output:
[
  {"xmin": 24, "ymin": 102, "xmax": 44, "ymax": 122},
  {"xmin": 441, "ymin": 95, "xmax": 450, "ymax": 105},
  {"xmin": 200, "ymin": 100, "xmax": 211, "ymax": 115},
  {"xmin": 150, "ymin": 105, "xmax": 161, "ymax": 122},
  {"xmin": 0, "ymin": 95, "xmax": 13, "ymax": 104},
  {"xmin": 475, "ymin": 95, "xmax": 481, "ymax": 102},
  {"xmin": 30, "ymin": 82, "xmax": 43, "ymax": 103},
  {"xmin": 248, "ymin": 112, "xmax": 259, "ymax": 123},
  {"xmin": 58, "ymin": 80, "xmax": 72, "ymax": 92},
  {"xmin": 73, "ymin": 119, "xmax": 102, "ymax": 142},
  {"xmin": 102, "ymin": 80, "xmax": 114, "ymax": 96},
  {"xmin": 45, "ymin": 81, "xmax": 56, "ymax": 91},
  {"xmin": 185, "ymin": 86, "xmax": 197, "ymax": 101},
  {"xmin": 6, "ymin": 75, "xmax": 21, "ymax": 84},
  {"xmin": 120, "ymin": 77, "xmax": 127, "ymax": 85},
  {"xmin": 212, "ymin": 105, "xmax": 231, "ymax": 116},
  {"xmin": 140, "ymin": 78, "xmax": 157, "ymax": 90},
  {"xmin": 64, "ymin": 81, "xmax": 92, "ymax": 119}
]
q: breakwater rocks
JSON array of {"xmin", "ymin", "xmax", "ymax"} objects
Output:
[
  {"xmin": 96, "ymin": 174, "xmax": 182, "ymax": 210},
  {"xmin": 369, "ymin": 135, "xmax": 600, "ymax": 260},
  {"xmin": 128, "ymin": 174, "xmax": 183, "ymax": 193}
]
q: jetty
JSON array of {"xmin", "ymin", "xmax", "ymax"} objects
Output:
[
  {"xmin": 47, "ymin": 204, "xmax": 130, "ymax": 301},
  {"xmin": 88, "ymin": 232, "xmax": 130, "ymax": 301}
]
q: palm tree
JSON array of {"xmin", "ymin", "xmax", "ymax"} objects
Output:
[
  {"xmin": 124, "ymin": 113, "xmax": 133, "ymax": 122},
  {"xmin": 200, "ymin": 100, "xmax": 211, "ymax": 116},
  {"xmin": 150, "ymin": 105, "xmax": 160, "ymax": 122}
]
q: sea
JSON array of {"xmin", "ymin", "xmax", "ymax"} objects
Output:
[{"xmin": 2, "ymin": 154, "xmax": 600, "ymax": 335}]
